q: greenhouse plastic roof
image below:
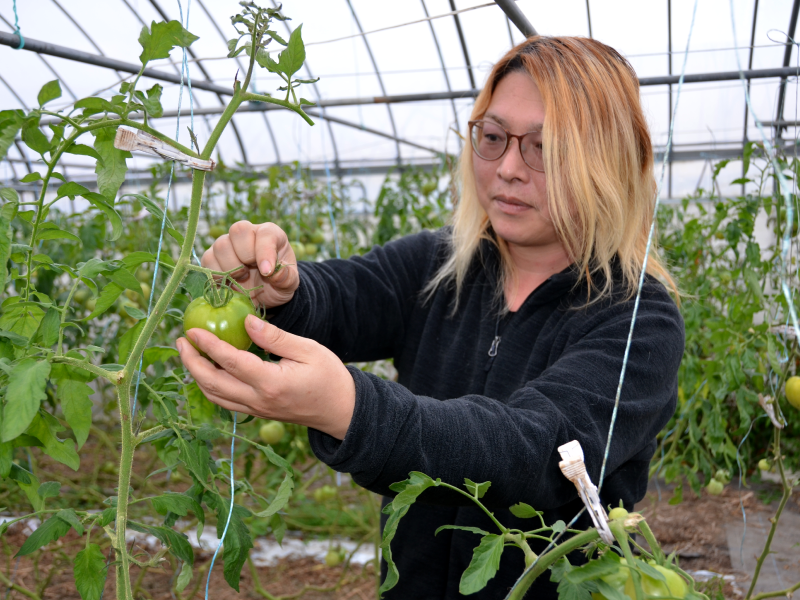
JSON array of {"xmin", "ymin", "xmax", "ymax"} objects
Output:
[{"xmin": 2, "ymin": 0, "xmax": 800, "ymax": 198}]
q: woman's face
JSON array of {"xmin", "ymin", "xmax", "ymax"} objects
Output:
[{"xmin": 473, "ymin": 71, "xmax": 562, "ymax": 252}]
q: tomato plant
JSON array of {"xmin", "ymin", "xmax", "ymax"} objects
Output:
[{"xmin": 0, "ymin": 4, "xmax": 323, "ymax": 600}]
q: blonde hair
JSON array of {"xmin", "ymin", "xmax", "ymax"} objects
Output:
[{"xmin": 425, "ymin": 36, "xmax": 677, "ymax": 308}]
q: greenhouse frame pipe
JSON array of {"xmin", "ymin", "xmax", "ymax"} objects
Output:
[
  {"xmin": 422, "ymin": 0, "xmax": 461, "ymax": 134},
  {"xmin": 269, "ymin": 0, "xmax": 342, "ymax": 173},
  {"xmin": 773, "ymin": 0, "xmax": 800, "ymax": 142},
  {"xmin": 494, "ymin": 0, "xmax": 537, "ymax": 37},
  {"xmin": 450, "ymin": 0, "xmax": 477, "ymax": 90},
  {"xmin": 345, "ymin": 0, "xmax": 402, "ymax": 164}
]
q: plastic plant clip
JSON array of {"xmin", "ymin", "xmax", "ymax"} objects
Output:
[
  {"xmin": 557, "ymin": 440, "xmax": 614, "ymax": 545},
  {"xmin": 757, "ymin": 393, "xmax": 785, "ymax": 429},
  {"xmin": 114, "ymin": 128, "xmax": 215, "ymax": 171}
]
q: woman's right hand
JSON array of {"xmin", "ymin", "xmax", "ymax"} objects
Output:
[{"xmin": 201, "ymin": 221, "xmax": 299, "ymax": 309}]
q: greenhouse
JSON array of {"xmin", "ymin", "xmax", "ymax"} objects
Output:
[{"xmin": 0, "ymin": 1, "xmax": 798, "ymax": 599}]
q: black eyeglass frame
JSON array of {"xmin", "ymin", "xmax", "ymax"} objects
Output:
[{"xmin": 468, "ymin": 119, "xmax": 545, "ymax": 173}]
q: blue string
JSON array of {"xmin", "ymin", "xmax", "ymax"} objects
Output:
[
  {"xmin": 131, "ymin": 0, "xmax": 193, "ymax": 419},
  {"xmin": 205, "ymin": 414, "xmax": 237, "ymax": 600},
  {"xmin": 597, "ymin": 0, "xmax": 699, "ymax": 492},
  {"xmin": 320, "ymin": 106, "xmax": 341, "ymax": 260},
  {"xmin": 12, "ymin": 0, "xmax": 24, "ymax": 49}
]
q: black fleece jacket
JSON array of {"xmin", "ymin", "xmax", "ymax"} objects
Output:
[{"xmin": 270, "ymin": 228, "xmax": 684, "ymax": 599}]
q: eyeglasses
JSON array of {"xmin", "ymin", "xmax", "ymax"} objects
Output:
[{"xmin": 468, "ymin": 120, "xmax": 545, "ymax": 172}]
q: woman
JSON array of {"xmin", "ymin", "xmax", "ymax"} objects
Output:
[{"xmin": 177, "ymin": 36, "xmax": 684, "ymax": 598}]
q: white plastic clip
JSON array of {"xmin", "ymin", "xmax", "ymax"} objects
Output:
[
  {"xmin": 557, "ymin": 440, "xmax": 614, "ymax": 545},
  {"xmin": 114, "ymin": 128, "xmax": 215, "ymax": 171}
]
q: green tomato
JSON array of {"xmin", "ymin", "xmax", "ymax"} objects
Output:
[
  {"xmin": 714, "ymin": 469, "xmax": 731, "ymax": 485},
  {"xmin": 304, "ymin": 243, "xmax": 318, "ymax": 257},
  {"xmin": 324, "ymin": 548, "xmax": 344, "ymax": 567},
  {"xmin": 209, "ymin": 225, "xmax": 227, "ymax": 239},
  {"xmin": 259, "ymin": 421, "xmax": 286, "ymax": 445},
  {"xmin": 785, "ymin": 376, "xmax": 800, "ymax": 409},
  {"xmin": 607, "ymin": 507, "xmax": 629, "ymax": 521},
  {"xmin": 310, "ymin": 230, "xmax": 325, "ymax": 244},
  {"xmin": 705, "ymin": 478, "xmax": 724, "ymax": 496},
  {"xmin": 624, "ymin": 564, "xmax": 687, "ymax": 599},
  {"xmin": 290, "ymin": 240, "xmax": 306, "ymax": 260},
  {"xmin": 183, "ymin": 292, "xmax": 257, "ymax": 358},
  {"xmin": 313, "ymin": 485, "xmax": 338, "ymax": 503},
  {"xmin": 758, "ymin": 458, "xmax": 771, "ymax": 472}
]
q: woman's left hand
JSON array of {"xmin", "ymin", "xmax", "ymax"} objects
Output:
[{"xmin": 177, "ymin": 315, "xmax": 356, "ymax": 440}]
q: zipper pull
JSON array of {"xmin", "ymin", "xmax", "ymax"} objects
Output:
[
  {"xmin": 488, "ymin": 336, "xmax": 501, "ymax": 357},
  {"xmin": 485, "ymin": 336, "xmax": 502, "ymax": 371}
]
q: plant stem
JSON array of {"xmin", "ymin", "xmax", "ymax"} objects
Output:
[
  {"xmin": 505, "ymin": 529, "xmax": 600, "ymax": 600},
  {"xmin": 745, "ymin": 428, "xmax": 794, "ymax": 599},
  {"xmin": 750, "ymin": 580, "xmax": 800, "ymax": 600},
  {"xmin": 50, "ymin": 356, "xmax": 118, "ymax": 383}
]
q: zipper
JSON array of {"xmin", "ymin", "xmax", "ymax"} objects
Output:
[{"xmin": 484, "ymin": 314, "xmax": 502, "ymax": 372}]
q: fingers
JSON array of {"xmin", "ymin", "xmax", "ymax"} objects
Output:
[
  {"xmin": 253, "ymin": 223, "xmax": 288, "ymax": 278},
  {"xmin": 184, "ymin": 327, "xmax": 280, "ymax": 388},
  {"xmin": 176, "ymin": 336, "xmax": 257, "ymax": 409},
  {"xmin": 245, "ymin": 317, "xmax": 314, "ymax": 364}
]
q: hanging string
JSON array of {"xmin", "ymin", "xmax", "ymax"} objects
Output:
[
  {"xmin": 597, "ymin": 0, "xmax": 699, "ymax": 491},
  {"xmin": 11, "ymin": 0, "xmax": 24, "ymax": 50},
  {"xmin": 204, "ymin": 416, "xmax": 237, "ymax": 600},
  {"xmin": 505, "ymin": 3, "xmax": 699, "ymax": 597}
]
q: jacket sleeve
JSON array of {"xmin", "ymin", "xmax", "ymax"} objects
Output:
[
  {"xmin": 269, "ymin": 229, "xmax": 445, "ymax": 363},
  {"xmin": 307, "ymin": 289, "xmax": 684, "ymax": 511}
]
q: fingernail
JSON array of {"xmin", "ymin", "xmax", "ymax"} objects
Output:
[
  {"xmin": 259, "ymin": 260, "xmax": 272, "ymax": 276},
  {"xmin": 247, "ymin": 314, "xmax": 265, "ymax": 331}
]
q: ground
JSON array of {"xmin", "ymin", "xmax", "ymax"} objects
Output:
[{"xmin": 2, "ymin": 477, "xmax": 797, "ymax": 599}]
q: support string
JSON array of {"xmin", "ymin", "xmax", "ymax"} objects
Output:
[{"xmin": 598, "ymin": 0, "xmax": 699, "ymax": 491}]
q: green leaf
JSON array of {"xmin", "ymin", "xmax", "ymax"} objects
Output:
[
  {"xmin": 74, "ymin": 543, "xmax": 107, "ymax": 600},
  {"xmin": 33, "ymin": 307, "xmax": 60, "ymax": 347},
  {"xmin": 26, "ymin": 413, "xmax": 80, "ymax": 471},
  {"xmin": 0, "ymin": 298, "xmax": 45, "ymax": 339},
  {"xmin": 57, "ymin": 379, "xmax": 93, "ymax": 449},
  {"xmin": 37, "ymin": 481, "xmax": 61, "ymax": 499},
  {"xmin": 20, "ymin": 172, "xmax": 41, "ymax": 183},
  {"xmin": 275, "ymin": 25, "xmax": 306, "ymax": 78},
  {"xmin": 0, "ymin": 110, "xmax": 24, "ymax": 161},
  {"xmin": 56, "ymin": 507, "xmax": 85, "ymax": 536},
  {"xmin": 379, "ymin": 472, "xmax": 438, "ymax": 595},
  {"xmin": 187, "ymin": 383, "xmax": 216, "ymax": 424},
  {"xmin": 118, "ymin": 320, "xmax": 145, "ymax": 364},
  {"xmin": 82, "ymin": 192, "xmax": 123, "ymax": 241},
  {"xmin": 83, "ymin": 281, "xmax": 124, "ymax": 321},
  {"xmin": 22, "ymin": 118, "xmax": 51, "ymax": 155},
  {"xmin": 36, "ymin": 224, "xmax": 82, "ymax": 244},
  {"xmin": 464, "ymin": 478, "xmax": 491, "ymax": 499},
  {"xmin": 183, "ymin": 271, "xmax": 207, "ymax": 300},
  {"xmin": 37, "ymin": 80, "xmax": 62, "ymax": 107},
  {"xmin": 434, "ymin": 524, "xmax": 489, "ymax": 537},
  {"xmin": 0, "ymin": 192, "xmax": 18, "ymax": 293},
  {"xmin": 12, "ymin": 465, "xmax": 43, "ymax": 511},
  {"xmin": 176, "ymin": 437, "xmax": 211, "ymax": 483},
  {"xmin": 151, "ymin": 492, "xmax": 204, "ymax": 526},
  {"xmin": 138, "ymin": 21, "xmax": 199, "ymax": 66},
  {"xmin": 63, "ymin": 143, "xmax": 104, "ymax": 163},
  {"xmin": 92, "ymin": 127, "xmax": 130, "ymax": 204},
  {"xmin": 135, "ymin": 84, "xmax": 164, "ymax": 118},
  {"xmin": 56, "ymin": 181, "xmax": 90, "ymax": 200},
  {"xmin": 99, "ymin": 508, "xmax": 116, "ymax": 527},
  {"xmin": 509, "ymin": 502, "xmax": 540, "ymax": 519},
  {"xmin": 269, "ymin": 513, "xmax": 286, "ymax": 545},
  {"xmin": 74, "ymin": 97, "xmax": 122, "ymax": 117},
  {"xmin": 16, "ymin": 512, "xmax": 72, "ymax": 556},
  {"xmin": 253, "ymin": 471, "xmax": 294, "ymax": 519},
  {"xmin": 175, "ymin": 562, "xmax": 192, "ymax": 594},
  {"xmin": 106, "ymin": 267, "xmax": 143, "ymax": 296},
  {"xmin": 142, "ymin": 346, "xmax": 178, "ymax": 369},
  {"xmin": 128, "ymin": 521, "xmax": 194, "ymax": 565},
  {"xmin": 211, "ymin": 497, "xmax": 252, "ymax": 591},
  {"xmin": 258, "ymin": 442, "xmax": 292, "ymax": 472},
  {"xmin": 458, "ymin": 533, "xmax": 505, "ymax": 595},
  {"xmin": 1, "ymin": 359, "xmax": 51, "ymax": 442}
]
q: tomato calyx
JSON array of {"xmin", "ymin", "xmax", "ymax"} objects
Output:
[{"xmin": 203, "ymin": 279, "xmax": 237, "ymax": 309}]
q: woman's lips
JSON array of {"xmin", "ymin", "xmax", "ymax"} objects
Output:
[{"xmin": 493, "ymin": 196, "xmax": 531, "ymax": 215}]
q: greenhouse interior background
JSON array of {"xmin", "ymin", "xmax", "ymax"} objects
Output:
[{"xmin": 2, "ymin": 0, "xmax": 800, "ymax": 207}]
